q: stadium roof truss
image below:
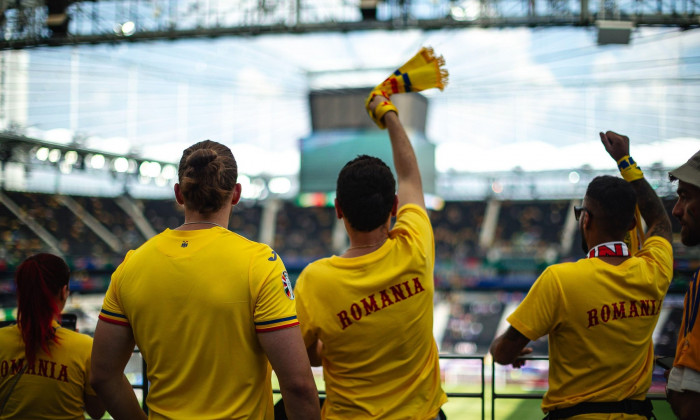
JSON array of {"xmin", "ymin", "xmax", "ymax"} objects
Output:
[{"xmin": 1, "ymin": 0, "xmax": 698, "ymax": 49}]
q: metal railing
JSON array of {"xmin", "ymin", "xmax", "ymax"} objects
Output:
[{"xmin": 131, "ymin": 352, "xmax": 669, "ymax": 419}]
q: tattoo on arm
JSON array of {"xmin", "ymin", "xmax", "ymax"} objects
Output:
[{"xmin": 630, "ymin": 178, "xmax": 672, "ymax": 242}]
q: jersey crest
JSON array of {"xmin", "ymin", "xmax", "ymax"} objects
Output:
[{"xmin": 282, "ymin": 271, "xmax": 294, "ymax": 300}]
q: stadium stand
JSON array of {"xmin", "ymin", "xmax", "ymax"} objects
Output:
[
  {"xmin": 0, "ymin": 193, "xmax": 696, "ymax": 281},
  {"xmin": 273, "ymin": 201, "xmax": 335, "ymax": 269}
]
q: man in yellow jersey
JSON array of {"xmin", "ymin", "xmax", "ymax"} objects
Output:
[
  {"xmin": 294, "ymin": 93, "xmax": 447, "ymax": 419},
  {"xmin": 490, "ymin": 131, "xmax": 673, "ymax": 419},
  {"xmin": 666, "ymin": 150, "xmax": 700, "ymax": 420},
  {"xmin": 90, "ymin": 140, "xmax": 320, "ymax": 420}
]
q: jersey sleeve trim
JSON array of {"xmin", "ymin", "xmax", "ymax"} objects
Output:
[
  {"xmin": 98, "ymin": 309, "xmax": 130, "ymax": 326},
  {"xmin": 255, "ymin": 315, "xmax": 299, "ymax": 332},
  {"xmin": 256, "ymin": 322, "xmax": 300, "ymax": 333}
]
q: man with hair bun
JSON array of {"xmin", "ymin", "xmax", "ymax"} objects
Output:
[
  {"xmin": 490, "ymin": 131, "xmax": 673, "ymax": 419},
  {"xmin": 294, "ymin": 94, "xmax": 447, "ymax": 419},
  {"xmin": 91, "ymin": 140, "xmax": 320, "ymax": 420},
  {"xmin": 666, "ymin": 150, "xmax": 700, "ymax": 420}
]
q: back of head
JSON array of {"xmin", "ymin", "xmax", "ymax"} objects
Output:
[
  {"xmin": 336, "ymin": 155, "xmax": 396, "ymax": 232},
  {"xmin": 585, "ymin": 175, "xmax": 637, "ymax": 238},
  {"xmin": 15, "ymin": 253, "xmax": 70, "ymax": 364},
  {"xmin": 178, "ymin": 140, "xmax": 238, "ymax": 216}
]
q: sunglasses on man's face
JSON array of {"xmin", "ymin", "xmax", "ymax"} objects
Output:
[{"xmin": 574, "ymin": 206, "xmax": 591, "ymax": 222}]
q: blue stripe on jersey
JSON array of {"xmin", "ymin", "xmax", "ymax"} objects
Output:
[{"xmin": 100, "ymin": 309, "xmax": 127, "ymax": 319}]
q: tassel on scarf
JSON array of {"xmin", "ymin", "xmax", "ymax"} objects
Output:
[{"xmin": 366, "ymin": 46, "xmax": 448, "ymax": 128}]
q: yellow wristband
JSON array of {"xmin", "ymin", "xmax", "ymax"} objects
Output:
[
  {"xmin": 365, "ymin": 90, "xmax": 398, "ymax": 129},
  {"xmin": 617, "ymin": 155, "xmax": 644, "ymax": 182}
]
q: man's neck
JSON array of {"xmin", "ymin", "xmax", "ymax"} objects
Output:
[
  {"xmin": 342, "ymin": 226, "xmax": 390, "ymax": 258},
  {"xmin": 179, "ymin": 207, "xmax": 231, "ymax": 231}
]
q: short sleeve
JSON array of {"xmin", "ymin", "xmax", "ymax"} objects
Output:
[
  {"xmin": 252, "ymin": 247, "xmax": 299, "ymax": 333},
  {"xmin": 392, "ymin": 204, "xmax": 434, "ymax": 262},
  {"xmin": 98, "ymin": 251, "xmax": 134, "ymax": 326},
  {"xmin": 636, "ymin": 236, "xmax": 674, "ymax": 292},
  {"xmin": 507, "ymin": 267, "xmax": 562, "ymax": 341}
]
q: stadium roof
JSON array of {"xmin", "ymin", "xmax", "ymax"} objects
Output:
[{"xmin": 1, "ymin": 26, "xmax": 698, "ymax": 177}]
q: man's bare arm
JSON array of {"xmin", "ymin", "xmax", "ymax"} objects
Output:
[
  {"xmin": 371, "ymin": 96, "xmax": 425, "ymax": 210},
  {"xmin": 490, "ymin": 326, "xmax": 533, "ymax": 368},
  {"xmin": 259, "ymin": 327, "xmax": 321, "ymax": 420},
  {"xmin": 90, "ymin": 320, "xmax": 146, "ymax": 420},
  {"xmin": 600, "ymin": 131, "xmax": 672, "ymax": 242}
]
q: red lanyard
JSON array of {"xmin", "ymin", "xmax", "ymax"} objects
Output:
[{"xmin": 587, "ymin": 241, "xmax": 630, "ymax": 259}]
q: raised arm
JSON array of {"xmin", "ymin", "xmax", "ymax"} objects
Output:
[
  {"xmin": 600, "ymin": 131, "xmax": 672, "ymax": 243},
  {"xmin": 369, "ymin": 95, "xmax": 425, "ymax": 210},
  {"xmin": 258, "ymin": 327, "xmax": 321, "ymax": 420}
]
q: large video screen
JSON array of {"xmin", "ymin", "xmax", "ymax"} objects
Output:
[{"xmin": 299, "ymin": 128, "xmax": 435, "ymax": 194}]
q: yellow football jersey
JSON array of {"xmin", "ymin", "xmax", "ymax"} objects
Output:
[
  {"xmin": 508, "ymin": 236, "xmax": 672, "ymax": 415},
  {"xmin": 0, "ymin": 321, "xmax": 96, "ymax": 420},
  {"xmin": 295, "ymin": 204, "xmax": 447, "ymax": 420},
  {"xmin": 100, "ymin": 227, "xmax": 298, "ymax": 419}
]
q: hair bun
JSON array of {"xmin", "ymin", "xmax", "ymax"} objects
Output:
[{"xmin": 187, "ymin": 149, "xmax": 217, "ymax": 169}]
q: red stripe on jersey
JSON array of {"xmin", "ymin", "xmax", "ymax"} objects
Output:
[
  {"xmin": 256, "ymin": 321, "xmax": 300, "ymax": 333},
  {"xmin": 98, "ymin": 314, "xmax": 130, "ymax": 327}
]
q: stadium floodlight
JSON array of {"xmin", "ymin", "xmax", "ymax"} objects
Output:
[
  {"xmin": 424, "ymin": 194, "xmax": 445, "ymax": 211},
  {"xmin": 238, "ymin": 174, "xmax": 251, "ymax": 193},
  {"xmin": 114, "ymin": 157, "xmax": 130, "ymax": 173},
  {"xmin": 91, "ymin": 154, "xmax": 106, "ymax": 169},
  {"xmin": 148, "ymin": 162, "xmax": 162, "ymax": 178},
  {"xmin": 128, "ymin": 159, "xmax": 138, "ymax": 174},
  {"xmin": 268, "ymin": 177, "xmax": 291, "ymax": 194},
  {"xmin": 121, "ymin": 21, "xmax": 136, "ymax": 36},
  {"xmin": 240, "ymin": 176, "xmax": 268, "ymax": 200},
  {"xmin": 450, "ymin": 1, "xmax": 479, "ymax": 21},
  {"xmin": 252, "ymin": 178, "xmax": 269, "ymax": 200},
  {"xmin": 64, "ymin": 150, "xmax": 79, "ymax": 165},
  {"xmin": 161, "ymin": 164, "xmax": 177, "ymax": 180},
  {"xmin": 491, "ymin": 181, "xmax": 503, "ymax": 194},
  {"xmin": 48, "ymin": 149, "xmax": 62, "ymax": 163},
  {"xmin": 59, "ymin": 161, "xmax": 72, "ymax": 174},
  {"xmin": 139, "ymin": 161, "xmax": 161, "ymax": 178},
  {"xmin": 568, "ymin": 171, "xmax": 581, "ymax": 184},
  {"xmin": 139, "ymin": 161, "xmax": 149, "ymax": 177},
  {"xmin": 36, "ymin": 147, "xmax": 50, "ymax": 161}
]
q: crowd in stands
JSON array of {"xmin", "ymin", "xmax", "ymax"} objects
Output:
[
  {"xmin": 274, "ymin": 202, "xmax": 335, "ymax": 268},
  {"xmin": 0, "ymin": 191, "xmax": 697, "ymax": 280}
]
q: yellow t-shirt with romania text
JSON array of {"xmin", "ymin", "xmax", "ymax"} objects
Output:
[
  {"xmin": 508, "ymin": 236, "xmax": 673, "ymax": 417},
  {"xmin": 0, "ymin": 322, "xmax": 96, "ymax": 420},
  {"xmin": 295, "ymin": 204, "xmax": 447, "ymax": 420}
]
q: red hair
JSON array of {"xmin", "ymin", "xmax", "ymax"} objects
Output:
[{"xmin": 15, "ymin": 253, "xmax": 70, "ymax": 365}]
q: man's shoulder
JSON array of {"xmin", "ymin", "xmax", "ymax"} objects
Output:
[
  {"xmin": 58, "ymin": 328, "xmax": 94, "ymax": 347},
  {"xmin": 541, "ymin": 260, "xmax": 583, "ymax": 275},
  {"xmin": 641, "ymin": 235, "xmax": 673, "ymax": 254},
  {"xmin": 300, "ymin": 257, "xmax": 337, "ymax": 278},
  {"xmin": 397, "ymin": 203, "xmax": 430, "ymax": 220}
]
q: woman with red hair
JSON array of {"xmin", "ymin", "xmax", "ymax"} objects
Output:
[{"xmin": 0, "ymin": 253, "xmax": 105, "ymax": 419}]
